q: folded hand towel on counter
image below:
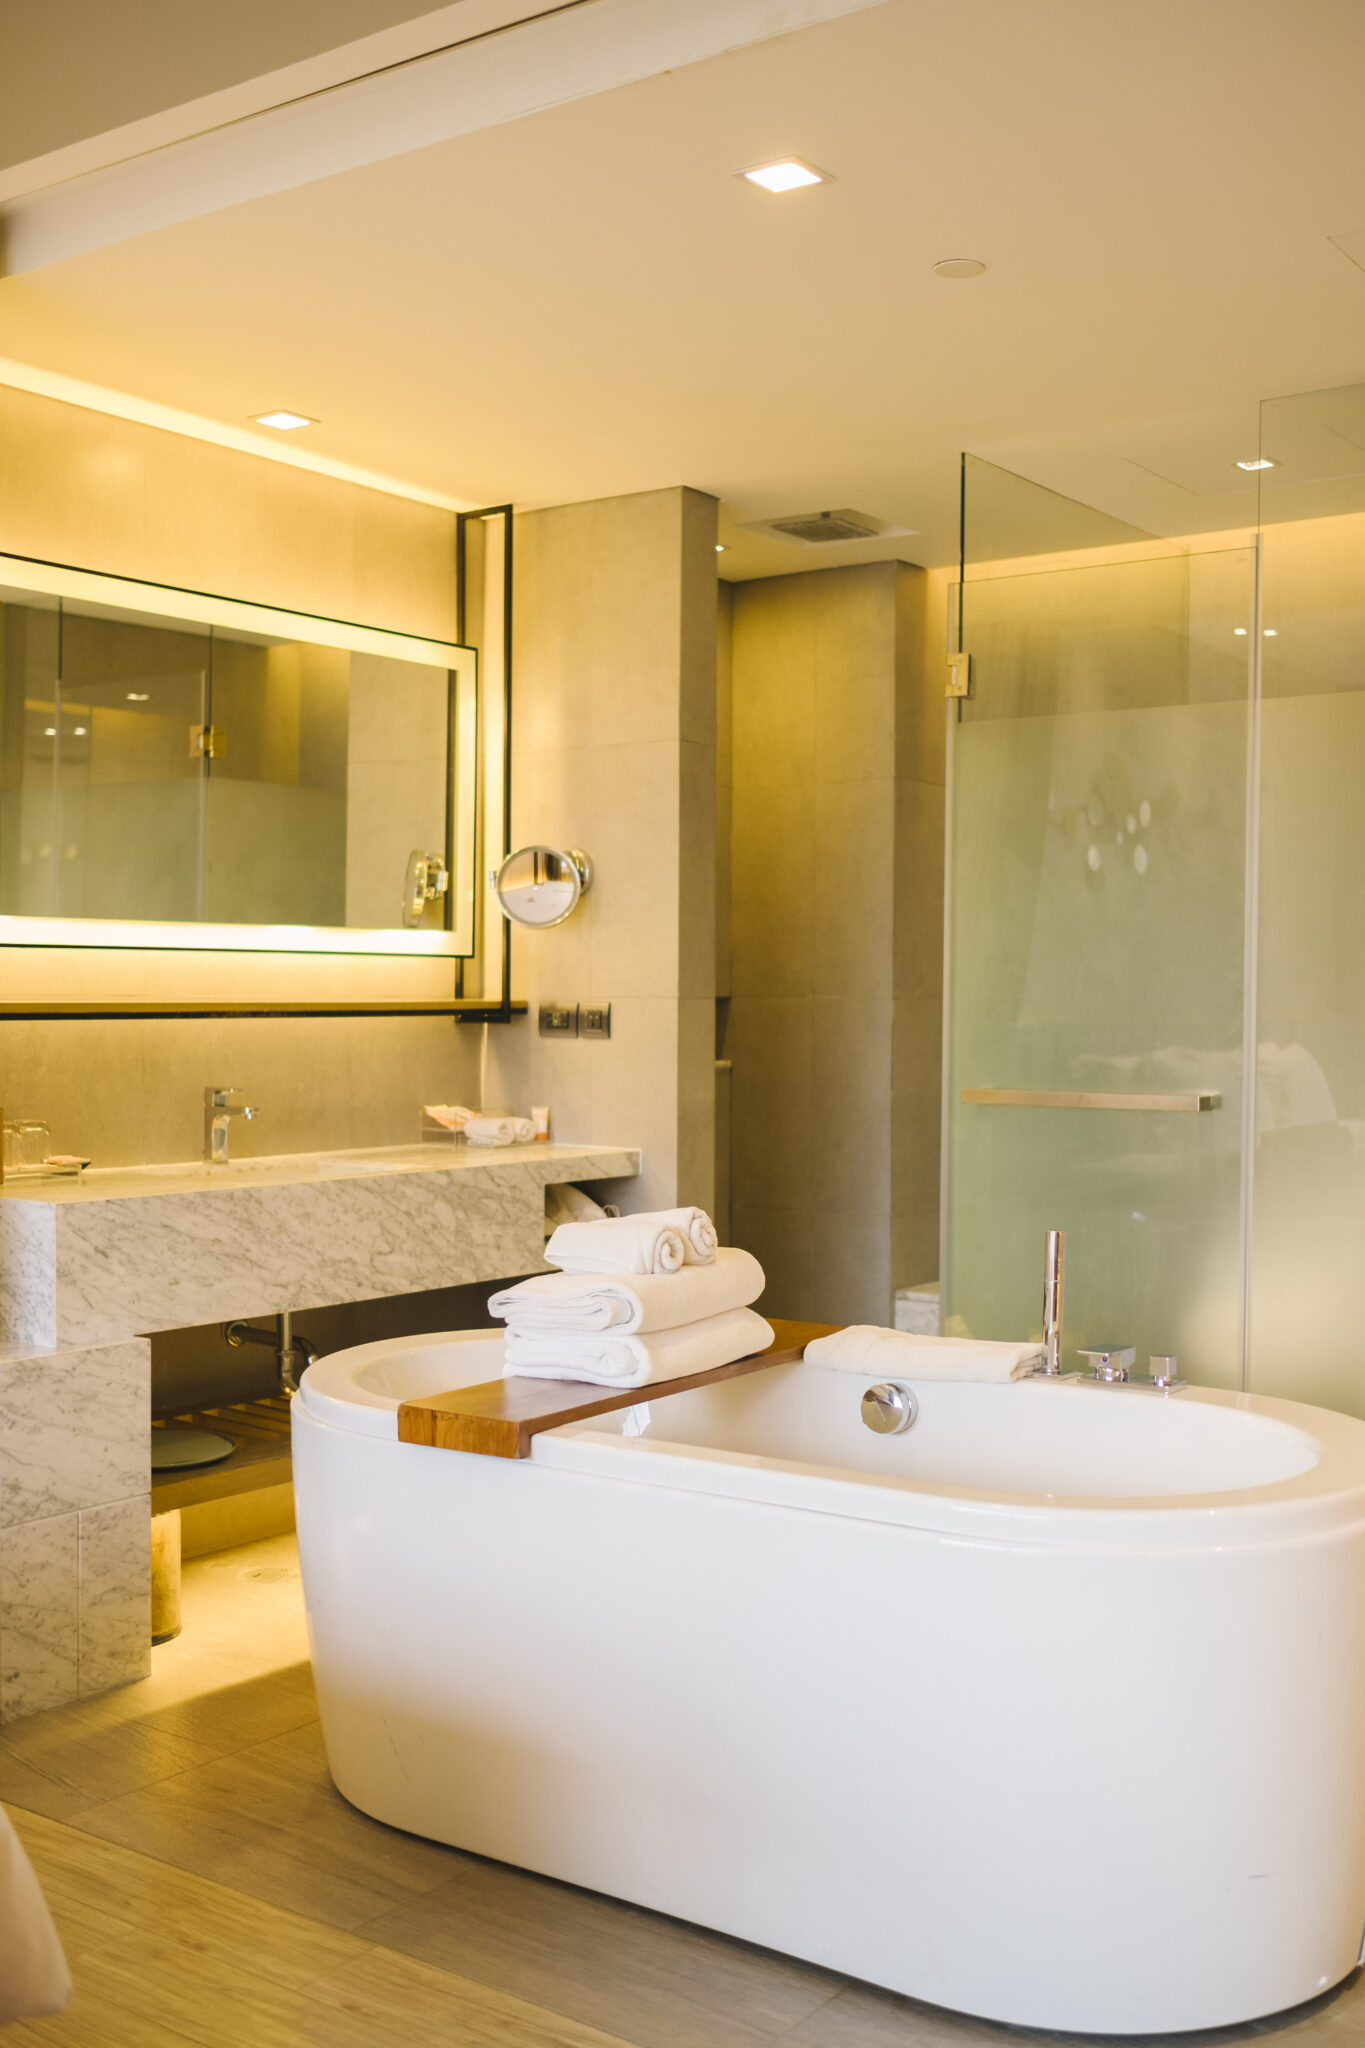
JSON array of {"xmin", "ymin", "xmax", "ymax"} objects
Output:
[
  {"xmin": 546, "ymin": 1215, "xmax": 687, "ymax": 1275},
  {"xmin": 804, "ymin": 1326, "xmax": 1044, "ymax": 1382},
  {"xmin": 503, "ymin": 1305, "xmax": 775, "ymax": 1389},
  {"xmin": 490, "ymin": 1246, "xmax": 765, "ymax": 1336},
  {"xmin": 464, "ymin": 1114, "xmax": 537, "ymax": 1147}
]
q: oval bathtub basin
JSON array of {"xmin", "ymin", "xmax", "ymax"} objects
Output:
[{"xmin": 294, "ymin": 1336, "xmax": 1365, "ymax": 2034}]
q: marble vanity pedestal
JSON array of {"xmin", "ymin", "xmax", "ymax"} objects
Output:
[{"xmin": 0, "ymin": 1141, "xmax": 638, "ymax": 1720}]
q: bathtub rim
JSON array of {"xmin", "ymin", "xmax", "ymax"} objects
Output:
[{"xmin": 296, "ymin": 1336, "xmax": 1365, "ymax": 1550}]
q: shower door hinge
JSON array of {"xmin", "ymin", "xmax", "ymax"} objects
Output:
[
  {"xmin": 190, "ymin": 724, "xmax": 224, "ymax": 759},
  {"xmin": 946, "ymin": 652, "xmax": 973, "ymax": 700}
]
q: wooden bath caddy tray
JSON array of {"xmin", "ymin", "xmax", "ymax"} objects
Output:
[{"xmin": 397, "ymin": 1318, "xmax": 838, "ymax": 1459}]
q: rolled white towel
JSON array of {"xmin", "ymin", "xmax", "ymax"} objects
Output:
[
  {"xmin": 546, "ymin": 1215, "xmax": 687, "ymax": 1276},
  {"xmin": 491, "ymin": 1247, "xmax": 765, "ymax": 1336},
  {"xmin": 640, "ymin": 1206, "xmax": 718, "ymax": 1264},
  {"xmin": 511, "ymin": 1117, "xmax": 536, "ymax": 1144},
  {"xmin": 503, "ymin": 1305, "xmax": 774, "ymax": 1389},
  {"xmin": 804, "ymin": 1326, "xmax": 1043, "ymax": 1383},
  {"xmin": 464, "ymin": 1115, "xmax": 516, "ymax": 1147}
]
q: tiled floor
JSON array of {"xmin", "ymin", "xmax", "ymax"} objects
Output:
[{"xmin": 3, "ymin": 1535, "xmax": 1364, "ymax": 2047}]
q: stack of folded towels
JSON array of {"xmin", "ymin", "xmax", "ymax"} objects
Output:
[{"xmin": 489, "ymin": 1207, "xmax": 773, "ymax": 1389}]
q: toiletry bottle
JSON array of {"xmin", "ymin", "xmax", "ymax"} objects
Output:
[{"xmin": 531, "ymin": 1105, "xmax": 550, "ymax": 1143}]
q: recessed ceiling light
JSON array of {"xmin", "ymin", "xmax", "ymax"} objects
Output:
[
  {"xmin": 738, "ymin": 158, "xmax": 826, "ymax": 193},
  {"xmin": 1235, "ymin": 458, "xmax": 1275, "ymax": 471},
  {"xmin": 1234, "ymin": 627, "xmax": 1248, "ymax": 636},
  {"xmin": 126, "ymin": 691, "xmax": 149, "ymax": 702},
  {"xmin": 73, "ymin": 726, "xmax": 87, "ymax": 736},
  {"xmin": 43, "ymin": 726, "xmax": 56, "ymax": 736},
  {"xmin": 716, "ymin": 543, "xmax": 727, "ymax": 553},
  {"xmin": 1263, "ymin": 627, "xmax": 1278, "ymax": 637},
  {"xmin": 933, "ymin": 257, "xmax": 987, "ymax": 279},
  {"xmin": 251, "ymin": 410, "xmax": 317, "ymax": 431}
]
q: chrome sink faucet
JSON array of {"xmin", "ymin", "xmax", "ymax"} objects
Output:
[
  {"xmin": 1040, "ymin": 1228, "xmax": 1065, "ymax": 1375},
  {"xmin": 204, "ymin": 1086, "xmax": 259, "ymax": 1165}
]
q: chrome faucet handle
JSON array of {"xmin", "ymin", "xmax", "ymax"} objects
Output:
[
  {"xmin": 1078, "ymin": 1345, "xmax": 1136, "ymax": 1384},
  {"xmin": 1149, "ymin": 1354, "xmax": 1186, "ymax": 1391}
]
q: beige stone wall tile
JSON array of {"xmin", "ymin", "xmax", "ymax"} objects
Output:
[
  {"xmin": 674, "ymin": 997, "xmax": 716, "ymax": 1214},
  {"xmin": 893, "ymin": 778, "xmax": 946, "ymax": 1002},
  {"xmin": 896, "ymin": 562, "xmax": 947, "ymax": 786},
  {"xmin": 728, "ymin": 997, "xmax": 813, "ymax": 1210},
  {"xmin": 716, "ymin": 585, "xmax": 734, "ymax": 1001},
  {"xmin": 812, "ymin": 777, "xmax": 894, "ymax": 1000},
  {"xmin": 0, "ymin": 1511, "xmax": 78, "ymax": 1720},
  {"xmin": 730, "ymin": 777, "xmax": 818, "ymax": 1001},
  {"xmin": 582, "ymin": 997, "xmax": 679, "ymax": 1213},
  {"xmin": 677, "ymin": 738, "xmax": 717, "ymax": 1003},
  {"xmin": 729, "ymin": 1204, "xmax": 816, "ymax": 1322},
  {"xmin": 812, "ymin": 562, "xmax": 899, "ymax": 782},
  {"xmin": 891, "ymin": 994, "xmax": 944, "ymax": 1230},
  {"xmin": 78, "ymin": 1497, "xmax": 150, "ymax": 1696},
  {"xmin": 679, "ymin": 488, "xmax": 720, "ymax": 749},
  {"xmin": 730, "ymin": 576, "xmax": 817, "ymax": 790},
  {"xmin": 514, "ymin": 490, "xmax": 691, "ymax": 754}
]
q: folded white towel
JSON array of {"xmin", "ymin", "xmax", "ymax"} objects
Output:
[
  {"xmin": 491, "ymin": 1246, "xmax": 765, "ymax": 1336},
  {"xmin": 804, "ymin": 1326, "xmax": 1044, "ymax": 1383},
  {"xmin": 546, "ymin": 1215, "xmax": 687, "ymax": 1275},
  {"xmin": 503, "ymin": 1306, "xmax": 775, "ymax": 1389},
  {"xmin": 641, "ymin": 1206, "xmax": 718, "ymax": 1264},
  {"xmin": 464, "ymin": 1114, "xmax": 536, "ymax": 1147}
]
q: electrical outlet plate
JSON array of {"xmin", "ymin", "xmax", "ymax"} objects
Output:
[
  {"xmin": 538, "ymin": 1003, "xmax": 579, "ymax": 1037},
  {"xmin": 580, "ymin": 1004, "xmax": 612, "ymax": 1039}
]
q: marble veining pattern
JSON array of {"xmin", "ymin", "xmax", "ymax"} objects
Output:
[
  {"xmin": 0, "ymin": 1340, "xmax": 149, "ymax": 1526},
  {"xmin": 0, "ymin": 1144, "xmax": 638, "ymax": 1348},
  {"xmin": 0, "ymin": 1510, "xmax": 78, "ymax": 1721},
  {"xmin": 78, "ymin": 1497, "xmax": 151, "ymax": 1696}
]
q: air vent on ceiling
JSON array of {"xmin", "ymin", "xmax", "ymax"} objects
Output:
[
  {"xmin": 770, "ymin": 509, "xmax": 880, "ymax": 543},
  {"xmin": 741, "ymin": 506, "xmax": 915, "ymax": 546}
]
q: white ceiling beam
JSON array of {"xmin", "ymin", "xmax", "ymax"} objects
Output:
[{"xmin": 0, "ymin": 0, "xmax": 893, "ymax": 278}]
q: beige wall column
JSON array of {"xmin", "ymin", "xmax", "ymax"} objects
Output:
[
  {"xmin": 484, "ymin": 487, "xmax": 718, "ymax": 1214},
  {"xmin": 726, "ymin": 559, "xmax": 944, "ymax": 1324}
]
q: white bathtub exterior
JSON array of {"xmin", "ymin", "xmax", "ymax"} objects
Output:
[{"xmin": 292, "ymin": 1337, "xmax": 1365, "ymax": 2033}]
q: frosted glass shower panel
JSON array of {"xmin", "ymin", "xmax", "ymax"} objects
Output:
[
  {"xmin": 946, "ymin": 459, "xmax": 1251, "ymax": 1383},
  {"xmin": 1249, "ymin": 383, "xmax": 1365, "ymax": 1413}
]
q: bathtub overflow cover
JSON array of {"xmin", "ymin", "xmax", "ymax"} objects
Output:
[{"xmin": 861, "ymin": 1382, "xmax": 918, "ymax": 1435}]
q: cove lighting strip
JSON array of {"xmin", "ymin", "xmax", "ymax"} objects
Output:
[{"xmin": 0, "ymin": 355, "xmax": 471, "ymax": 513}]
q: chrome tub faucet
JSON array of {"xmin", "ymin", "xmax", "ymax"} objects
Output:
[{"xmin": 204, "ymin": 1085, "xmax": 259, "ymax": 1165}]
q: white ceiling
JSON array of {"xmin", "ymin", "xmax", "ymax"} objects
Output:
[{"xmin": 2, "ymin": 0, "xmax": 1364, "ymax": 574}]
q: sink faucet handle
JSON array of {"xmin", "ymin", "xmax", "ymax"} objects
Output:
[{"xmin": 1149, "ymin": 1354, "xmax": 1185, "ymax": 1390}]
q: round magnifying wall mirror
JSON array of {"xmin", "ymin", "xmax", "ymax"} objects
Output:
[{"xmin": 493, "ymin": 846, "xmax": 594, "ymax": 928}]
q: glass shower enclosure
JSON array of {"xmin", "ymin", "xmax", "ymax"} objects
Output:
[{"xmin": 943, "ymin": 383, "xmax": 1365, "ymax": 1414}]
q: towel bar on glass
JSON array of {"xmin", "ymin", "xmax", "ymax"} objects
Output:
[{"xmin": 961, "ymin": 1088, "xmax": 1222, "ymax": 1113}]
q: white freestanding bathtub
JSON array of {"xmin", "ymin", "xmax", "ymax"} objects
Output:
[{"xmin": 293, "ymin": 1332, "xmax": 1365, "ymax": 2033}]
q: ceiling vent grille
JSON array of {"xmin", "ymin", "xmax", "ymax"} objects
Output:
[
  {"xmin": 738, "ymin": 506, "xmax": 915, "ymax": 546},
  {"xmin": 767, "ymin": 509, "xmax": 882, "ymax": 544}
]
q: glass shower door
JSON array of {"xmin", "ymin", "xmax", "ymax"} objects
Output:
[{"xmin": 944, "ymin": 457, "xmax": 1254, "ymax": 1383}]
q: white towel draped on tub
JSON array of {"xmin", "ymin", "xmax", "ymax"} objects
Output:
[
  {"xmin": 0, "ymin": 1808, "xmax": 71, "ymax": 2023},
  {"xmin": 545, "ymin": 1215, "xmax": 687, "ymax": 1276},
  {"xmin": 503, "ymin": 1306, "xmax": 774, "ymax": 1389},
  {"xmin": 804, "ymin": 1326, "xmax": 1044, "ymax": 1382},
  {"xmin": 491, "ymin": 1247, "xmax": 764, "ymax": 1335}
]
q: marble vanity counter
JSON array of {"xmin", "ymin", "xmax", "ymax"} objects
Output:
[{"xmin": 0, "ymin": 1142, "xmax": 639, "ymax": 1350}]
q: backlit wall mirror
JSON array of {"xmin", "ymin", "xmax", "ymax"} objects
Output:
[{"xmin": 0, "ymin": 556, "xmax": 478, "ymax": 958}]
